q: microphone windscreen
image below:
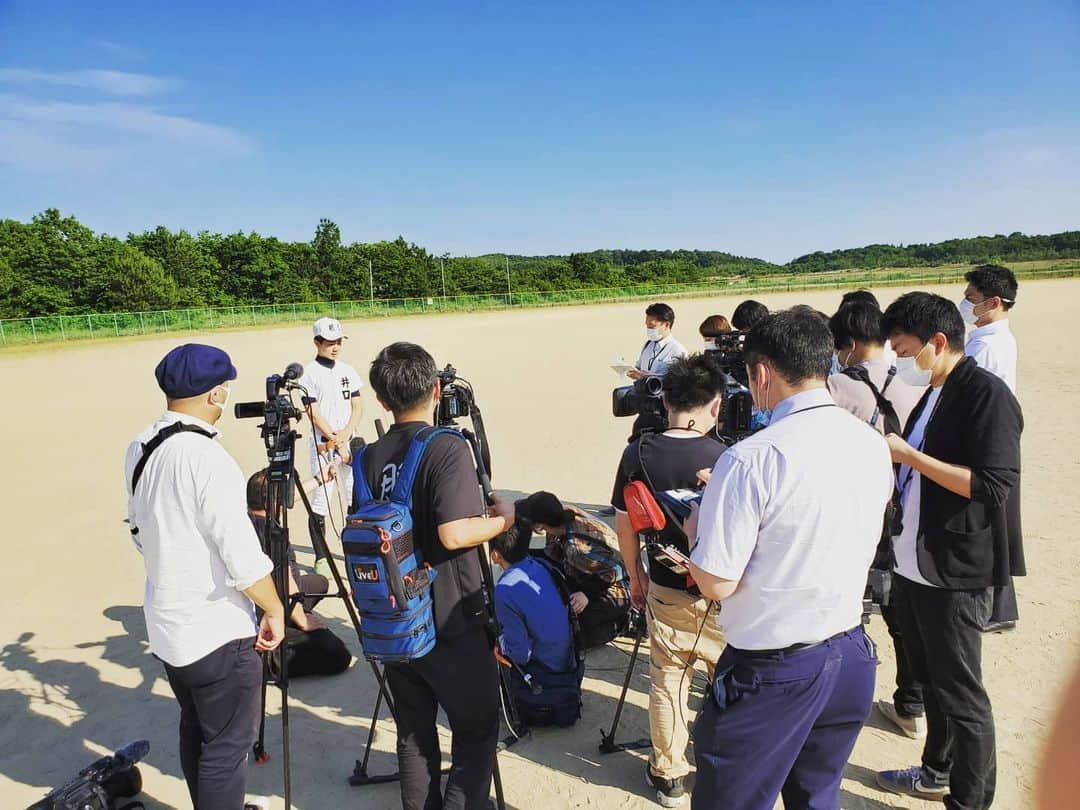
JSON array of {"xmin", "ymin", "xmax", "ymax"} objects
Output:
[{"xmin": 284, "ymin": 362, "xmax": 304, "ymax": 381}]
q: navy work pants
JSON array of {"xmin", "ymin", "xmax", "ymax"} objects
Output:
[
  {"xmin": 692, "ymin": 627, "xmax": 876, "ymax": 810},
  {"xmin": 161, "ymin": 637, "xmax": 262, "ymax": 810}
]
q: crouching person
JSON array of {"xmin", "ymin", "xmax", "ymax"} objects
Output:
[
  {"xmin": 491, "ymin": 521, "xmax": 584, "ymax": 728},
  {"xmin": 516, "ymin": 491, "xmax": 632, "ymax": 648}
]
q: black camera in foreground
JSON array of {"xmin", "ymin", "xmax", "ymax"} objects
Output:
[
  {"xmin": 612, "ymin": 375, "xmax": 664, "ymax": 419},
  {"xmin": 437, "ymin": 364, "xmax": 473, "ymax": 422}
]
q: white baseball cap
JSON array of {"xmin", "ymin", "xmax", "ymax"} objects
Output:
[{"xmin": 313, "ymin": 317, "xmax": 347, "ymax": 340}]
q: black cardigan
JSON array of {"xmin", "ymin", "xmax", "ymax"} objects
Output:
[{"xmin": 905, "ymin": 357, "xmax": 1024, "ymax": 589}]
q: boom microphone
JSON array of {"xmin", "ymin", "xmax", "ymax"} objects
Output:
[{"xmin": 283, "ymin": 362, "xmax": 304, "ymax": 381}]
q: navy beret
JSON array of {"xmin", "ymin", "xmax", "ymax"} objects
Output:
[{"xmin": 155, "ymin": 344, "xmax": 238, "ymax": 399}]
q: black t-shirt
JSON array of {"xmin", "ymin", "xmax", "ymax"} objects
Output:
[
  {"xmin": 610, "ymin": 432, "xmax": 726, "ymax": 590},
  {"xmin": 359, "ymin": 421, "xmax": 488, "ymax": 639}
]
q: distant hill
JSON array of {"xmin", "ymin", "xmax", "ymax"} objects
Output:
[{"xmin": 788, "ymin": 230, "xmax": 1080, "ymax": 273}]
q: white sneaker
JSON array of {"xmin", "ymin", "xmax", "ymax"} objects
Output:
[{"xmin": 876, "ymin": 699, "xmax": 927, "ymax": 739}]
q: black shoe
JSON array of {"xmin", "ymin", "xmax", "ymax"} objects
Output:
[
  {"xmin": 645, "ymin": 765, "xmax": 687, "ymax": 807},
  {"xmin": 981, "ymin": 620, "xmax": 1017, "ymax": 633}
]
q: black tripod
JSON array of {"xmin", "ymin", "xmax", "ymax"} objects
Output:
[
  {"xmin": 245, "ymin": 383, "xmax": 404, "ymax": 810},
  {"xmin": 598, "ymin": 607, "xmax": 652, "ymax": 754}
]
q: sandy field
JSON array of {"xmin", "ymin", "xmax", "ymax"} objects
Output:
[{"xmin": 2, "ymin": 280, "xmax": 1078, "ymax": 809}]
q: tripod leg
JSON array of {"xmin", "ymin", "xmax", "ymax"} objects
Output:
[
  {"xmin": 491, "ymin": 751, "xmax": 506, "ymax": 810},
  {"xmin": 281, "ymin": 675, "xmax": 291, "ymax": 809},
  {"xmin": 599, "ymin": 625, "xmax": 651, "ymax": 754}
]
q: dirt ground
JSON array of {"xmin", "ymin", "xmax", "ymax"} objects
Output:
[{"xmin": 2, "ymin": 281, "xmax": 1077, "ymax": 809}]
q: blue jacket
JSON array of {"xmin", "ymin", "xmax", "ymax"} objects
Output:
[{"xmin": 495, "ymin": 556, "xmax": 575, "ymax": 673}]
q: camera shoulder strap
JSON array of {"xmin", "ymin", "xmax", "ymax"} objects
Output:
[
  {"xmin": 131, "ymin": 422, "xmax": 215, "ymax": 494},
  {"xmin": 839, "ymin": 364, "xmax": 902, "ymax": 436}
]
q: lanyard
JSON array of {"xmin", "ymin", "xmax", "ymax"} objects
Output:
[
  {"xmin": 898, "ymin": 391, "xmax": 943, "ymax": 497},
  {"xmin": 644, "ymin": 340, "xmax": 662, "ymax": 371}
]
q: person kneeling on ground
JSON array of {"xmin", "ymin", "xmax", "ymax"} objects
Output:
[
  {"xmin": 491, "ymin": 521, "xmax": 583, "ymax": 728},
  {"xmin": 247, "ymin": 468, "xmax": 351, "ymax": 679},
  {"xmin": 516, "ymin": 491, "xmax": 631, "ymax": 649}
]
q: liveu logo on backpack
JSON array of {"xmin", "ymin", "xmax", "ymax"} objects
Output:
[{"xmin": 343, "ymin": 427, "xmax": 458, "ymax": 662}]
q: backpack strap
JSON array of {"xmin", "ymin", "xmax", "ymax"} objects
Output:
[
  {"xmin": 390, "ymin": 426, "xmax": 463, "ymax": 507},
  {"xmin": 532, "ymin": 555, "xmax": 586, "ymax": 668},
  {"xmin": 839, "ymin": 365, "xmax": 902, "ymax": 435},
  {"xmin": 351, "ymin": 443, "xmax": 374, "ymax": 504},
  {"xmin": 131, "ymin": 422, "xmax": 214, "ymax": 494}
]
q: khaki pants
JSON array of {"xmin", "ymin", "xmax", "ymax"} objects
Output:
[{"xmin": 646, "ymin": 582, "xmax": 726, "ymax": 779}]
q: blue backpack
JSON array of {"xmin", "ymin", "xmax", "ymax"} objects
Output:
[{"xmin": 344, "ymin": 426, "xmax": 456, "ymax": 663}]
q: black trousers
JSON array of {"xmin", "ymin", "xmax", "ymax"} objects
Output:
[
  {"xmin": 161, "ymin": 637, "xmax": 262, "ymax": 810},
  {"xmin": 880, "ymin": 596, "xmax": 925, "ymax": 717},
  {"xmin": 578, "ymin": 592, "xmax": 629, "ymax": 649},
  {"xmin": 385, "ymin": 627, "xmax": 501, "ymax": 810},
  {"xmin": 892, "ymin": 576, "xmax": 996, "ymax": 810}
]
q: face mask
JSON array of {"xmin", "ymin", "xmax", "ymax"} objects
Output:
[
  {"xmin": 646, "ymin": 327, "xmax": 662, "ymax": 341},
  {"xmin": 750, "ymin": 367, "xmax": 772, "ymax": 428},
  {"xmin": 829, "ymin": 353, "xmax": 842, "ymax": 375},
  {"xmin": 211, "ymin": 384, "xmax": 231, "ymax": 413},
  {"xmin": 895, "ymin": 344, "xmax": 934, "ymax": 386},
  {"xmin": 958, "ymin": 298, "xmax": 978, "ymax": 325},
  {"xmin": 703, "ymin": 339, "xmax": 717, "ymax": 351}
]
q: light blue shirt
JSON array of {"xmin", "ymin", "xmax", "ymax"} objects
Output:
[{"xmin": 691, "ymin": 388, "xmax": 894, "ymax": 650}]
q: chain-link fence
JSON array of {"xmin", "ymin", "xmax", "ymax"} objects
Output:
[{"xmin": 3, "ymin": 263, "xmax": 1078, "ymax": 346}]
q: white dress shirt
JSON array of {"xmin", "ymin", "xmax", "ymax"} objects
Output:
[
  {"xmin": 893, "ymin": 387, "xmax": 942, "ymax": 587},
  {"xmin": 635, "ymin": 335, "xmax": 688, "ymax": 377},
  {"xmin": 691, "ymin": 388, "xmax": 894, "ymax": 650},
  {"xmin": 125, "ymin": 411, "xmax": 273, "ymax": 667},
  {"xmin": 965, "ymin": 319, "xmax": 1017, "ymax": 393}
]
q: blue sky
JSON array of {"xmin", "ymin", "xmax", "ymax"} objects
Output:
[{"xmin": 1, "ymin": 1, "xmax": 1077, "ymax": 263}]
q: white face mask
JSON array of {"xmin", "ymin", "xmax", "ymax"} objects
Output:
[
  {"xmin": 958, "ymin": 298, "xmax": 978, "ymax": 325},
  {"xmin": 703, "ymin": 339, "xmax": 717, "ymax": 351},
  {"xmin": 211, "ymin": 384, "xmax": 231, "ymax": 413},
  {"xmin": 646, "ymin": 327, "xmax": 662, "ymax": 341},
  {"xmin": 895, "ymin": 344, "xmax": 934, "ymax": 386}
]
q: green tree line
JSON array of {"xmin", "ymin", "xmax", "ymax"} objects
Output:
[
  {"xmin": 1, "ymin": 208, "xmax": 1077, "ymax": 318},
  {"xmin": 788, "ymin": 231, "xmax": 1080, "ymax": 273}
]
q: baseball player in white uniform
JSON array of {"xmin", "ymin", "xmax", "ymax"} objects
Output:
[{"xmin": 303, "ymin": 317, "xmax": 363, "ymax": 576}]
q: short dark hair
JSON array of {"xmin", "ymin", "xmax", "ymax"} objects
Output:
[
  {"xmin": 369, "ymin": 342, "xmax": 439, "ymax": 414},
  {"xmin": 645, "ymin": 302, "xmax": 675, "ymax": 325},
  {"xmin": 829, "ymin": 301, "xmax": 886, "ymax": 349},
  {"xmin": 491, "ymin": 520, "xmax": 532, "ymax": 565},
  {"xmin": 699, "ymin": 314, "xmax": 732, "ymax": 335},
  {"xmin": 515, "ymin": 491, "xmax": 572, "ymax": 528},
  {"xmin": 731, "ymin": 299, "xmax": 769, "ymax": 330},
  {"xmin": 965, "ymin": 264, "xmax": 1017, "ymax": 310},
  {"xmin": 246, "ymin": 468, "xmax": 269, "ymax": 510},
  {"xmin": 743, "ymin": 307, "xmax": 834, "ymax": 384},
  {"xmin": 662, "ymin": 354, "xmax": 727, "ymax": 410},
  {"xmin": 882, "ymin": 292, "xmax": 965, "ymax": 352},
  {"xmin": 840, "ymin": 289, "xmax": 880, "ymax": 310}
]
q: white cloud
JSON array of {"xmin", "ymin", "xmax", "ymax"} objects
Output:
[
  {"xmin": 0, "ymin": 67, "xmax": 176, "ymax": 97},
  {"xmin": 0, "ymin": 94, "xmax": 254, "ymax": 152}
]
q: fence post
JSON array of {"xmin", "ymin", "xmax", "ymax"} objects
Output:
[
  {"xmin": 0, "ymin": 319, "xmax": 4, "ymax": 345},
  {"xmin": 250, "ymin": 305, "xmax": 256, "ymax": 325},
  {"xmin": 87, "ymin": 314, "xmax": 92, "ymax": 336},
  {"xmin": 114, "ymin": 313, "xmax": 119, "ymax": 336},
  {"xmin": 139, "ymin": 312, "xmax": 145, "ymax": 334},
  {"xmin": 186, "ymin": 309, "xmax": 193, "ymax": 330},
  {"xmin": 331, "ymin": 300, "xmax": 337, "ymax": 317},
  {"xmin": 59, "ymin": 316, "xmax": 66, "ymax": 341},
  {"xmin": 31, "ymin": 317, "xmax": 37, "ymax": 342},
  {"xmin": 292, "ymin": 303, "xmax": 297, "ymax": 320}
]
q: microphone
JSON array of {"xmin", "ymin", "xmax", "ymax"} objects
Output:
[{"xmin": 283, "ymin": 362, "xmax": 304, "ymax": 381}]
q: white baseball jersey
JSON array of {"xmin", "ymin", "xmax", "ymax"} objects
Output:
[{"xmin": 302, "ymin": 358, "xmax": 363, "ymax": 443}]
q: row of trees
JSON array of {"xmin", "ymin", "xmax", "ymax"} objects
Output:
[
  {"xmin": 789, "ymin": 231, "xmax": 1080, "ymax": 273},
  {"xmin": 1, "ymin": 209, "xmax": 1078, "ymax": 318}
]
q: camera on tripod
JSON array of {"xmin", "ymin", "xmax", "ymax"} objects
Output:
[
  {"xmin": 611, "ymin": 375, "xmax": 665, "ymax": 420},
  {"xmin": 437, "ymin": 364, "xmax": 473, "ymax": 422},
  {"xmin": 234, "ymin": 363, "xmax": 307, "ymax": 491},
  {"xmin": 702, "ymin": 331, "xmax": 756, "ymax": 442}
]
